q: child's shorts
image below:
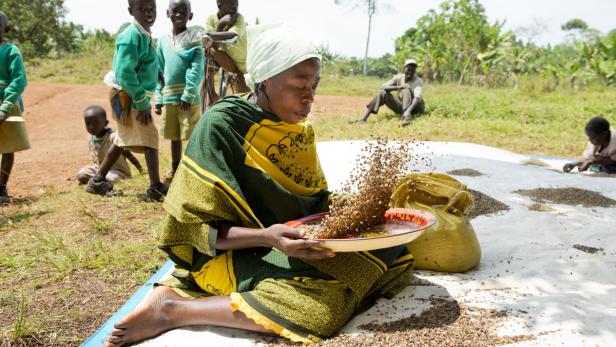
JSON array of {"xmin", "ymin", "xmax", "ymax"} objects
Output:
[
  {"xmin": 0, "ymin": 105, "xmax": 31, "ymax": 154},
  {"xmin": 113, "ymin": 108, "xmax": 160, "ymax": 153},
  {"xmin": 159, "ymin": 103, "xmax": 202, "ymax": 141},
  {"xmin": 77, "ymin": 164, "xmax": 128, "ymax": 184}
]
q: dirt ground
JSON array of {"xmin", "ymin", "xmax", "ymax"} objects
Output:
[{"xmin": 11, "ymin": 83, "xmax": 365, "ymax": 198}]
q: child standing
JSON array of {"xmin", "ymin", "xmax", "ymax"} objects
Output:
[
  {"xmin": 87, "ymin": 0, "xmax": 168, "ymax": 201},
  {"xmin": 563, "ymin": 116, "xmax": 616, "ymax": 174},
  {"xmin": 77, "ymin": 106, "xmax": 142, "ymax": 185},
  {"xmin": 0, "ymin": 11, "xmax": 30, "ymax": 204},
  {"xmin": 154, "ymin": 0, "xmax": 204, "ymax": 181}
]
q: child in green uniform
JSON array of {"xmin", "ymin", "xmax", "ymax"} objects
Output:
[
  {"xmin": 86, "ymin": 0, "xmax": 168, "ymax": 201},
  {"xmin": 77, "ymin": 106, "xmax": 143, "ymax": 184},
  {"xmin": 0, "ymin": 11, "xmax": 31, "ymax": 204},
  {"xmin": 205, "ymin": 0, "xmax": 249, "ymax": 93},
  {"xmin": 154, "ymin": 0, "xmax": 204, "ymax": 181}
]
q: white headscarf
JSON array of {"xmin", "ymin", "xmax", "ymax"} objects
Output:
[{"xmin": 244, "ymin": 23, "xmax": 322, "ymax": 91}]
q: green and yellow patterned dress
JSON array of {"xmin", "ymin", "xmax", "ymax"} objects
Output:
[{"xmin": 158, "ymin": 95, "xmax": 414, "ymax": 344}]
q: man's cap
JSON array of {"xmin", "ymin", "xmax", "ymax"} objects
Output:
[{"xmin": 404, "ymin": 59, "xmax": 418, "ymax": 67}]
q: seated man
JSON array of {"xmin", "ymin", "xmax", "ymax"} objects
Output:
[
  {"xmin": 564, "ymin": 116, "xmax": 616, "ymax": 174},
  {"xmin": 351, "ymin": 59, "xmax": 425, "ymax": 126},
  {"xmin": 205, "ymin": 0, "xmax": 249, "ymax": 94}
]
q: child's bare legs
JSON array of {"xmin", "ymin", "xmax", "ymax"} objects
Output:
[
  {"xmin": 87, "ymin": 145, "xmax": 166, "ymax": 200},
  {"xmin": 144, "ymin": 147, "xmax": 168, "ymax": 201},
  {"xmin": 105, "ymin": 286, "xmax": 272, "ymax": 347},
  {"xmin": 97, "ymin": 145, "xmax": 125, "ymax": 180},
  {"xmin": 86, "ymin": 145, "xmax": 125, "ymax": 196},
  {"xmin": 99, "ymin": 146, "xmax": 162, "ymax": 187},
  {"xmin": 171, "ymin": 140, "xmax": 182, "ymax": 174},
  {"xmin": 0, "ymin": 153, "xmax": 15, "ymax": 186},
  {"xmin": 143, "ymin": 147, "xmax": 161, "ymax": 185},
  {"xmin": 0, "ymin": 153, "xmax": 14, "ymax": 202}
]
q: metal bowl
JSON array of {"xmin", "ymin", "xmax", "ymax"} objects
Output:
[{"xmin": 285, "ymin": 208, "xmax": 436, "ymax": 252}]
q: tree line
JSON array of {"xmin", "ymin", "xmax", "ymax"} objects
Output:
[
  {"xmin": 325, "ymin": 0, "xmax": 616, "ymax": 89},
  {"xmin": 2, "ymin": 0, "xmax": 115, "ymax": 59},
  {"xmin": 5, "ymin": 0, "xmax": 616, "ymax": 89}
]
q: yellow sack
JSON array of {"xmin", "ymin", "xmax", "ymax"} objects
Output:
[{"xmin": 391, "ymin": 173, "xmax": 481, "ymax": 273}]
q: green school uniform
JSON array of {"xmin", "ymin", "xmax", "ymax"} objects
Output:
[
  {"xmin": 0, "ymin": 42, "xmax": 30, "ymax": 154},
  {"xmin": 0, "ymin": 42, "xmax": 27, "ymax": 113},
  {"xmin": 155, "ymin": 27, "xmax": 205, "ymax": 106},
  {"xmin": 113, "ymin": 22, "xmax": 158, "ymax": 110}
]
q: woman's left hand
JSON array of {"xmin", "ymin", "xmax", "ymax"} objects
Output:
[{"xmin": 266, "ymin": 224, "xmax": 335, "ymax": 260}]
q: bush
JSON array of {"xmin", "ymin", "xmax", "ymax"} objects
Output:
[{"xmin": 2, "ymin": 0, "xmax": 84, "ymax": 59}]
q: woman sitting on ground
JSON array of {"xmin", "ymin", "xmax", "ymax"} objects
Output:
[{"xmin": 105, "ymin": 24, "xmax": 415, "ymax": 346}]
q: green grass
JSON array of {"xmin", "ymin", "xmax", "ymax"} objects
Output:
[
  {"xmin": 318, "ymin": 70, "xmax": 383, "ymax": 96},
  {"xmin": 0, "ymin": 169, "xmax": 167, "ymax": 346},
  {"xmin": 25, "ymin": 47, "xmax": 114, "ymax": 85},
  {"xmin": 0, "ymin": 150, "xmax": 177, "ymax": 345},
  {"xmin": 5, "ymin": 296, "xmax": 44, "ymax": 347},
  {"xmin": 311, "ymin": 83, "xmax": 616, "ymax": 158}
]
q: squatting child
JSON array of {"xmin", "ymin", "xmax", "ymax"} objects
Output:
[
  {"xmin": 563, "ymin": 116, "xmax": 616, "ymax": 174},
  {"xmin": 0, "ymin": 11, "xmax": 31, "ymax": 204},
  {"xmin": 77, "ymin": 106, "xmax": 143, "ymax": 185},
  {"xmin": 154, "ymin": 0, "xmax": 204, "ymax": 181},
  {"xmin": 87, "ymin": 0, "xmax": 168, "ymax": 200}
]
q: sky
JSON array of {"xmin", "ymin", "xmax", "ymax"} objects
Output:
[{"xmin": 64, "ymin": 0, "xmax": 616, "ymax": 58}]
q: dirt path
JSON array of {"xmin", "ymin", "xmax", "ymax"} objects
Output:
[
  {"xmin": 12, "ymin": 83, "xmax": 110, "ymax": 198},
  {"xmin": 11, "ymin": 83, "xmax": 365, "ymax": 198}
]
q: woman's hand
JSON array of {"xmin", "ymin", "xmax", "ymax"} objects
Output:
[
  {"xmin": 266, "ymin": 224, "xmax": 335, "ymax": 260},
  {"xmin": 215, "ymin": 223, "xmax": 334, "ymax": 260}
]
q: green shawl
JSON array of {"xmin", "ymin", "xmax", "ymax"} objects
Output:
[{"xmin": 159, "ymin": 95, "xmax": 331, "ymax": 268}]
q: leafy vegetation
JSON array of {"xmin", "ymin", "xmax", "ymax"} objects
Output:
[
  {"xmin": 322, "ymin": 0, "xmax": 616, "ymax": 89},
  {"xmin": 12, "ymin": 0, "xmax": 616, "ymax": 90},
  {"xmin": 2, "ymin": 0, "xmax": 83, "ymax": 59},
  {"xmin": 392, "ymin": 1, "xmax": 616, "ymax": 88}
]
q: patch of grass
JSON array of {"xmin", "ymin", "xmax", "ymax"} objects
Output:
[
  {"xmin": 0, "ymin": 175, "xmax": 166, "ymax": 345},
  {"xmin": 319, "ymin": 69, "xmax": 383, "ymax": 96},
  {"xmin": 26, "ymin": 47, "xmax": 114, "ymax": 85},
  {"xmin": 311, "ymin": 83, "xmax": 616, "ymax": 158},
  {"xmin": 76, "ymin": 199, "xmax": 112, "ymax": 234},
  {"xmin": 2, "ymin": 296, "xmax": 44, "ymax": 347}
]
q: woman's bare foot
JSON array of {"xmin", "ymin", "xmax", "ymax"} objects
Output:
[{"xmin": 104, "ymin": 286, "xmax": 181, "ymax": 347}]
